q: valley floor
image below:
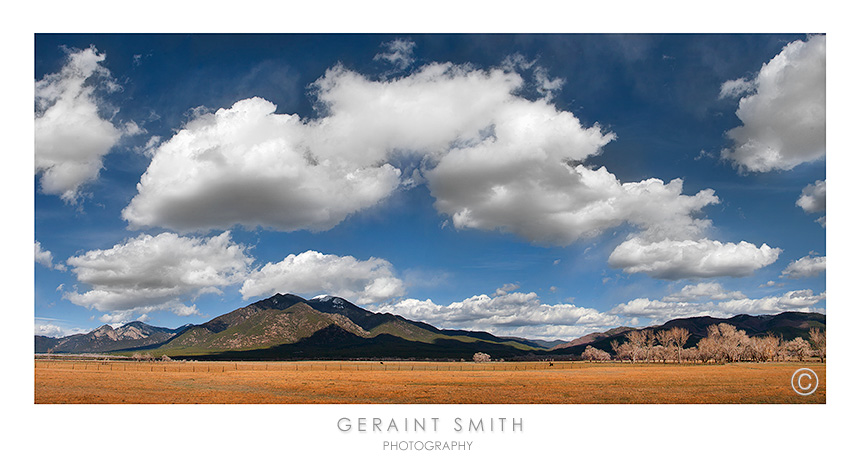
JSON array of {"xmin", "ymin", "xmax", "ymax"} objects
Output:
[{"xmin": 34, "ymin": 360, "xmax": 825, "ymax": 404}]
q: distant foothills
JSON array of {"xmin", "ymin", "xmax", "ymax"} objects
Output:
[{"xmin": 35, "ymin": 293, "xmax": 826, "ymax": 361}]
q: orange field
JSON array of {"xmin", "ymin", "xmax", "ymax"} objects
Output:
[{"xmin": 34, "ymin": 360, "xmax": 825, "ymax": 404}]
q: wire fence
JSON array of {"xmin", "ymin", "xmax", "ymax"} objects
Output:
[{"xmin": 35, "ymin": 359, "xmax": 587, "ymax": 373}]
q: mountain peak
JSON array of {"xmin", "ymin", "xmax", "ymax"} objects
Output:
[
  {"xmin": 266, "ymin": 293, "xmax": 309, "ymax": 306},
  {"xmin": 310, "ymin": 295, "xmax": 348, "ymax": 308}
]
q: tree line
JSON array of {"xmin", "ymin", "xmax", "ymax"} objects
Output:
[{"xmin": 580, "ymin": 325, "xmax": 825, "ymax": 364}]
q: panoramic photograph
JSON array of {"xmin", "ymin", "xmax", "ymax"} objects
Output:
[{"xmin": 34, "ymin": 33, "xmax": 826, "ymax": 405}]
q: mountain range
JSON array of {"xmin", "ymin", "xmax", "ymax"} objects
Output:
[
  {"xmin": 35, "ymin": 293, "xmax": 825, "ymax": 360},
  {"xmin": 35, "ymin": 321, "xmax": 190, "ymax": 354}
]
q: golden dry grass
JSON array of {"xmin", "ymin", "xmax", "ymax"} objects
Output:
[{"xmin": 34, "ymin": 360, "xmax": 825, "ymax": 404}]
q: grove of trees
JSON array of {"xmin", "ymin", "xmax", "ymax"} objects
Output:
[{"xmin": 586, "ymin": 325, "xmax": 824, "ymax": 364}]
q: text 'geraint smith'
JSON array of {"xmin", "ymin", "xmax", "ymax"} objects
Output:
[{"xmin": 337, "ymin": 417, "xmax": 523, "ymax": 433}]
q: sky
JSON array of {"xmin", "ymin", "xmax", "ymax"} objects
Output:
[{"xmin": 34, "ymin": 34, "xmax": 827, "ymax": 341}]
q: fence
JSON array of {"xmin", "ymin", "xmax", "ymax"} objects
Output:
[{"xmin": 34, "ymin": 359, "xmax": 585, "ymax": 373}]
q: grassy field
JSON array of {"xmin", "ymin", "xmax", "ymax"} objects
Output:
[{"xmin": 34, "ymin": 360, "xmax": 825, "ymax": 404}]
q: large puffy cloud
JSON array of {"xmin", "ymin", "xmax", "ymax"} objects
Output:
[
  {"xmin": 122, "ymin": 97, "xmax": 402, "ymax": 232},
  {"xmin": 377, "ymin": 289, "xmax": 622, "ymax": 340},
  {"xmin": 608, "ymin": 237, "xmax": 781, "ymax": 279},
  {"xmin": 781, "ymin": 254, "xmax": 826, "ymax": 279},
  {"xmin": 429, "ymin": 162, "xmax": 718, "ymax": 245},
  {"xmin": 611, "ymin": 286, "xmax": 825, "ymax": 324},
  {"xmin": 720, "ymin": 35, "xmax": 826, "ymax": 172},
  {"xmin": 240, "ymin": 250, "xmax": 405, "ymax": 304},
  {"xmin": 35, "ymin": 45, "xmax": 128, "ymax": 203},
  {"xmin": 64, "ymin": 232, "xmax": 251, "ymax": 320}
]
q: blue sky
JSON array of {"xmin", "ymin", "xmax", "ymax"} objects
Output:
[{"xmin": 34, "ymin": 34, "xmax": 826, "ymax": 340}]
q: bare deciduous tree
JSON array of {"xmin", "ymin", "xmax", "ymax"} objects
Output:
[
  {"xmin": 656, "ymin": 330, "xmax": 674, "ymax": 363},
  {"xmin": 611, "ymin": 339, "xmax": 634, "ymax": 362},
  {"xmin": 625, "ymin": 330, "xmax": 647, "ymax": 362},
  {"xmin": 472, "ymin": 352, "xmax": 491, "ymax": 362},
  {"xmin": 582, "ymin": 345, "xmax": 597, "ymax": 362},
  {"xmin": 782, "ymin": 337, "xmax": 811, "ymax": 361},
  {"xmin": 644, "ymin": 330, "xmax": 656, "ymax": 362},
  {"xmin": 668, "ymin": 327, "xmax": 691, "ymax": 363},
  {"xmin": 746, "ymin": 335, "xmax": 780, "ymax": 362},
  {"xmin": 610, "ymin": 340, "xmax": 623, "ymax": 362},
  {"xmin": 653, "ymin": 345, "xmax": 675, "ymax": 363},
  {"xmin": 582, "ymin": 345, "xmax": 611, "ymax": 362},
  {"xmin": 697, "ymin": 336, "xmax": 721, "ymax": 363},
  {"xmin": 597, "ymin": 348, "xmax": 611, "ymax": 362},
  {"xmin": 808, "ymin": 327, "xmax": 826, "ymax": 362}
]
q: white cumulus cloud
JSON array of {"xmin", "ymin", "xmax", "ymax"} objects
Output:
[
  {"xmin": 428, "ymin": 162, "xmax": 717, "ymax": 246},
  {"xmin": 35, "ymin": 45, "xmax": 126, "ymax": 203},
  {"xmin": 608, "ymin": 237, "xmax": 781, "ymax": 279},
  {"xmin": 797, "ymin": 179, "xmax": 826, "ymax": 227},
  {"xmin": 240, "ymin": 250, "xmax": 405, "ymax": 304},
  {"xmin": 35, "ymin": 241, "xmax": 66, "ymax": 271},
  {"xmin": 781, "ymin": 254, "xmax": 826, "ymax": 279},
  {"xmin": 122, "ymin": 97, "xmax": 402, "ymax": 232},
  {"xmin": 64, "ymin": 232, "xmax": 251, "ymax": 318},
  {"xmin": 377, "ymin": 291, "xmax": 622, "ymax": 340},
  {"xmin": 797, "ymin": 179, "xmax": 826, "ymax": 212},
  {"xmin": 721, "ymin": 35, "xmax": 826, "ymax": 172}
]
